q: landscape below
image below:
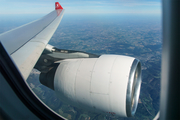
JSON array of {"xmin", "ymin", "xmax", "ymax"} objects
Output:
[{"xmin": 0, "ymin": 14, "xmax": 161, "ymax": 120}]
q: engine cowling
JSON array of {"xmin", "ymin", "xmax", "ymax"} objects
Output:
[{"xmin": 52, "ymin": 55, "xmax": 141, "ymax": 117}]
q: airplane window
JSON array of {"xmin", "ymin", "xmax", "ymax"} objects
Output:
[{"xmin": 0, "ymin": 1, "xmax": 161, "ymax": 119}]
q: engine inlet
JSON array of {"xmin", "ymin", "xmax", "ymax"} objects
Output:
[{"xmin": 126, "ymin": 59, "xmax": 142, "ymax": 117}]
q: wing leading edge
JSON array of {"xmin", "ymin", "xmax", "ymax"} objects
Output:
[{"xmin": 0, "ymin": 3, "xmax": 64, "ymax": 80}]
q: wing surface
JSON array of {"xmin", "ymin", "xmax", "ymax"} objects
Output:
[{"xmin": 0, "ymin": 5, "xmax": 64, "ymax": 80}]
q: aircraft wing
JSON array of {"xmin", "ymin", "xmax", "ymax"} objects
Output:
[
  {"xmin": 0, "ymin": 2, "xmax": 64, "ymax": 80},
  {"xmin": 0, "ymin": 2, "xmax": 142, "ymax": 119}
]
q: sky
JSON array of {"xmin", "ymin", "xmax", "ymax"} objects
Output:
[{"xmin": 0, "ymin": 0, "xmax": 161, "ymax": 15}]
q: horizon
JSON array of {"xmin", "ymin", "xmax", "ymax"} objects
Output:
[{"xmin": 0, "ymin": 0, "xmax": 161, "ymax": 15}]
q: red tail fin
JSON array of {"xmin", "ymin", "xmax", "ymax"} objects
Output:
[{"xmin": 55, "ymin": 2, "xmax": 63, "ymax": 10}]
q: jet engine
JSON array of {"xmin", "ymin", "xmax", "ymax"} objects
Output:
[{"xmin": 40, "ymin": 55, "xmax": 141, "ymax": 117}]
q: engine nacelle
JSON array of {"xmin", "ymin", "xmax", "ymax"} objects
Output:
[{"xmin": 53, "ymin": 55, "xmax": 141, "ymax": 117}]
